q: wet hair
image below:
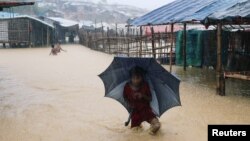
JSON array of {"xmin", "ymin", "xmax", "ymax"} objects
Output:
[
  {"xmin": 129, "ymin": 66, "xmax": 145, "ymax": 78},
  {"xmin": 51, "ymin": 44, "xmax": 55, "ymax": 48}
]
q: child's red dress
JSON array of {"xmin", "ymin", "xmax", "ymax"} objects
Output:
[{"xmin": 123, "ymin": 82, "xmax": 156, "ymax": 128}]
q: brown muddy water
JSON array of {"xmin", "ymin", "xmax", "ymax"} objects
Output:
[{"xmin": 0, "ymin": 45, "xmax": 249, "ymax": 141}]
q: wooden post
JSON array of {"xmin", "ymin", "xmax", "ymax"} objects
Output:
[
  {"xmin": 145, "ymin": 29, "xmax": 148, "ymax": 54},
  {"xmin": 183, "ymin": 22, "xmax": 187, "ymax": 71},
  {"xmin": 135, "ymin": 29, "xmax": 138, "ymax": 56},
  {"xmin": 87, "ymin": 31, "xmax": 89, "ymax": 47},
  {"xmin": 158, "ymin": 31, "xmax": 161, "ymax": 59},
  {"xmin": 115, "ymin": 23, "xmax": 118, "ymax": 37},
  {"xmin": 119, "ymin": 29, "xmax": 125, "ymax": 52},
  {"xmin": 216, "ymin": 23, "xmax": 225, "ymax": 96},
  {"xmin": 107, "ymin": 27, "xmax": 111, "ymax": 53},
  {"xmin": 121, "ymin": 29, "xmax": 125, "ymax": 53},
  {"xmin": 101, "ymin": 21, "xmax": 105, "ymax": 51},
  {"xmin": 170, "ymin": 23, "xmax": 174, "ymax": 73},
  {"xmin": 42, "ymin": 26, "xmax": 44, "ymax": 46},
  {"xmin": 94, "ymin": 19, "xmax": 97, "ymax": 38},
  {"xmin": 115, "ymin": 23, "xmax": 118, "ymax": 51},
  {"xmin": 127, "ymin": 26, "xmax": 130, "ymax": 57},
  {"xmin": 28, "ymin": 20, "xmax": 31, "ymax": 48},
  {"xmin": 139, "ymin": 26, "xmax": 143, "ymax": 57},
  {"xmin": 151, "ymin": 26, "xmax": 156, "ymax": 58},
  {"xmin": 94, "ymin": 19, "xmax": 97, "ymax": 49},
  {"xmin": 164, "ymin": 26, "xmax": 168, "ymax": 60},
  {"xmin": 47, "ymin": 26, "xmax": 50, "ymax": 46}
]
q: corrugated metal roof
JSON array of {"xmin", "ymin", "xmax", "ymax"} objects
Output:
[
  {"xmin": 0, "ymin": 12, "xmax": 19, "ymax": 18},
  {"xmin": 131, "ymin": 0, "xmax": 248, "ymax": 26},
  {"xmin": 47, "ymin": 17, "xmax": 79, "ymax": 27},
  {"xmin": 21, "ymin": 15, "xmax": 54, "ymax": 28},
  {"xmin": 0, "ymin": 13, "xmax": 54, "ymax": 28},
  {"xmin": 208, "ymin": 0, "xmax": 250, "ymax": 20}
]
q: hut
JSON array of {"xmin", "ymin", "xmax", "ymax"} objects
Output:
[
  {"xmin": 0, "ymin": 14, "xmax": 54, "ymax": 48},
  {"xmin": 174, "ymin": 26, "xmax": 248, "ymax": 69},
  {"xmin": 41, "ymin": 17, "xmax": 79, "ymax": 43},
  {"xmin": 130, "ymin": 0, "xmax": 250, "ymax": 95}
]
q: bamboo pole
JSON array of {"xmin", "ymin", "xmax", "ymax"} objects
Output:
[
  {"xmin": 94, "ymin": 19, "xmax": 97, "ymax": 49},
  {"xmin": 158, "ymin": 32, "xmax": 162, "ymax": 59},
  {"xmin": 170, "ymin": 23, "xmax": 174, "ymax": 73},
  {"xmin": 107, "ymin": 27, "xmax": 111, "ymax": 53},
  {"xmin": 135, "ymin": 29, "xmax": 138, "ymax": 57},
  {"xmin": 28, "ymin": 20, "xmax": 31, "ymax": 48},
  {"xmin": 183, "ymin": 22, "xmax": 187, "ymax": 71},
  {"xmin": 151, "ymin": 26, "xmax": 156, "ymax": 58},
  {"xmin": 224, "ymin": 72, "xmax": 250, "ymax": 80},
  {"xmin": 115, "ymin": 23, "xmax": 118, "ymax": 51},
  {"xmin": 139, "ymin": 26, "xmax": 143, "ymax": 57},
  {"xmin": 127, "ymin": 26, "xmax": 130, "ymax": 57},
  {"xmin": 121, "ymin": 29, "xmax": 124, "ymax": 53},
  {"xmin": 101, "ymin": 21, "xmax": 105, "ymax": 50},
  {"xmin": 42, "ymin": 26, "xmax": 44, "ymax": 46},
  {"xmin": 87, "ymin": 31, "xmax": 89, "ymax": 47},
  {"xmin": 216, "ymin": 23, "xmax": 225, "ymax": 96},
  {"xmin": 47, "ymin": 26, "xmax": 49, "ymax": 46},
  {"xmin": 115, "ymin": 23, "xmax": 118, "ymax": 37}
]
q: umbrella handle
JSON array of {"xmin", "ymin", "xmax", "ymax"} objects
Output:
[
  {"xmin": 125, "ymin": 119, "xmax": 130, "ymax": 126},
  {"xmin": 124, "ymin": 111, "xmax": 132, "ymax": 127}
]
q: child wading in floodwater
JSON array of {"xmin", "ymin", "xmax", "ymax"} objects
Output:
[
  {"xmin": 55, "ymin": 43, "xmax": 66, "ymax": 53},
  {"xmin": 50, "ymin": 44, "xmax": 58, "ymax": 55},
  {"xmin": 49, "ymin": 43, "xmax": 66, "ymax": 56},
  {"xmin": 123, "ymin": 66, "xmax": 161, "ymax": 135}
]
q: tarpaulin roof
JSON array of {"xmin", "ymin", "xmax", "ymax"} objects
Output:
[
  {"xmin": 130, "ymin": 0, "xmax": 248, "ymax": 26},
  {"xmin": 0, "ymin": 2, "xmax": 34, "ymax": 8}
]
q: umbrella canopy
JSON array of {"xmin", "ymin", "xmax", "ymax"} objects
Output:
[{"xmin": 98, "ymin": 57, "xmax": 181, "ymax": 117}]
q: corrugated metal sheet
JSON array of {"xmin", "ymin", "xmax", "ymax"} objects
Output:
[
  {"xmin": 0, "ymin": 12, "xmax": 19, "ymax": 18},
  {"xmin": 47, "ymin": 17, "xmax": 79, "ymax": 27},
  {"xmin": 208, "ymin": 0, "xmax": 250, "ymax": 20},
  {"xmin": 0, "ymin": 14, "xmax": 54, "ymax": 28},
  {"xmin": 131, "ymin": 0, "xmax": 248, "ymax": 26}
]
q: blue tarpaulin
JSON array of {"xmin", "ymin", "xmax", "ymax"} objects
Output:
[
  {"xmin": 131, "ymin": 0, "xmax": 249, "ymax": 26},
  {"xmin": 175, "ymin": 30, "xmax": 229, "ymax": 67}
]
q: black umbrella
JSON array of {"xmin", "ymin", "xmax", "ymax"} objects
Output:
[{"xmin": 98, "ymin": 57, "xmax": 181, "ymax": 120}]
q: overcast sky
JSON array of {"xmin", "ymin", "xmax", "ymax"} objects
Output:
[{"xmin": 107, "ymin": 0, "xmax": 176, "ymax": 10}]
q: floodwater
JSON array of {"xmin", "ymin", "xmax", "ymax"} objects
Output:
[{"xmin": 0, "ymin": 45, "xmax": 249, "ymax": 141}]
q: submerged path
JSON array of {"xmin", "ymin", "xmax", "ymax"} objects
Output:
[{"xmin": 0, "ymin": 45, "xmax": 249, "ymax": 141}]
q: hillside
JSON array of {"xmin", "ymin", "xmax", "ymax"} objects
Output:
[{"xmin": 36, "ymin": 0, "xmax": 148, "ymax": 24}]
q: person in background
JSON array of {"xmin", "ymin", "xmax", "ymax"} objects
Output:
[
  {"xmin": 49, "ymin": 44, "xmax": 57, "ymax": 56},
  {"xmin": 55, "ymin": 43, "xmax": 66, "ymax": 53}
]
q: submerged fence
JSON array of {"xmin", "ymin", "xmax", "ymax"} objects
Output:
[
  {"xmin": 78, "ymin": 26, "xmax": 176, "ymax": 64},
  {"xmin": 79, "ymin": 23, "xmax": 250, "ymax": 96}
]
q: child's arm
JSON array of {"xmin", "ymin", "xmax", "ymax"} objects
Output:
[
  {"xmin": 61, "ymin": 48, "xmax": 67, "ymax": 52},
  {"xmin": 140, "ymin": 83, "xmax": 152, "ymax": 102}
]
